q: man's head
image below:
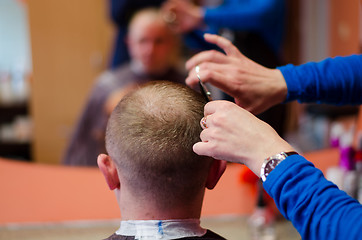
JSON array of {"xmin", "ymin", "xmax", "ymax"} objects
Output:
[
  {"xmin": 127, "ymin": 8, "xmax": 180, "ymax": 76},
  {"xmin": 98, "ymin": 81, "xmax": 225, "ymax": 216}
]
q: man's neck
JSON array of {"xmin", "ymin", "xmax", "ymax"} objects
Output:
[{"xmin": 118, "ymin": 187, "xmax": 205, "ymax": 221}]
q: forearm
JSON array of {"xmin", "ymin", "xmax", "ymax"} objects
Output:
[
  {"xmin": 279, "ymin": 54, "xmax": 362, "ymax": 105},
  {"xmin": 264, "ymin": 155, "xmax": 362, "ymax": 240}
]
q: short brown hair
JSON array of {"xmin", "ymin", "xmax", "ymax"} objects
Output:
[{"xmin": 105, "ymin": 81, "xmax": 212, "ymax": 208}]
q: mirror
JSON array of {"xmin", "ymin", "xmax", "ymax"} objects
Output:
[
  {"xmin": 0, "ymin": 0, "xmax": 32, "ymax": 161},
  {"xmin": 0, "ymin": 1, "xmax": 360, "ymax": 165}
]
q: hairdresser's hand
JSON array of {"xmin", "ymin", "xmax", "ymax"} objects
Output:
[
  {"xmin": 194, "ymin": 101, "xmax": 294, "ymax": 176},
  {"xmin": 162, "ymin": 0, "xmax": 204, "ymax": 33},
  {"xmin": 186, "ymin": 34, "xmax": 287, "ymax": 115}
]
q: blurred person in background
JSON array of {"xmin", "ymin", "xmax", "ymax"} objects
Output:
[
  {"xmin": 63, "ymin": 8, "xmax": 185, "ymax": 166},
  {"xmin": 108, "ymin": 0, "xmax": 167, "ymax": 69}
]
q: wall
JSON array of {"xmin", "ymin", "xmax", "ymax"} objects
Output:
[
  {"xmin": 329, "ymin": 0, "xmax": 360, "ymax": 56},
  {"xmin": 28, "ymin": 1, "xmax": 114, "ymax": 164},
  {"xmin": 299, "ymin": 0, "xmax": 330, "ymax": 62},
  {"xmin": 300, "ymin": 0, "xmax": 360, "ymax": 62}
]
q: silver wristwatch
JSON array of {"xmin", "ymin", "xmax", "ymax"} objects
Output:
[{"xmin": 260, "ymin": 151, "xmax": 298, "ymax": 182}]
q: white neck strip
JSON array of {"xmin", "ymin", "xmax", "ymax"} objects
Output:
[{"xmin": 115, "ymin": 219, "xmax": 206, "ymax": 240}]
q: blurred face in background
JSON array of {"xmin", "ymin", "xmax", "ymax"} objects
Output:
[{"xmin": 127, "ymin": 11, "xmax": 179, "ymax": 76}]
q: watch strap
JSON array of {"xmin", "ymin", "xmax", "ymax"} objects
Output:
[{"xmin": 276, "ymin": 151, "xmax": 298, "ymax": 159}]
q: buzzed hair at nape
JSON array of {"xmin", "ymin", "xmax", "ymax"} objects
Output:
[{"xmin": 105, "ymin": 81, "xmax": 212, "ymax": 207}]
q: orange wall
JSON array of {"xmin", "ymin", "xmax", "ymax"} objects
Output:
[
  {"xmin": 0, "ymin": 148, "xmax": 339, "ymax": 224},
  {"xmin": 329, "ymin": 0, "xmax": 360, "ymax": 56}
]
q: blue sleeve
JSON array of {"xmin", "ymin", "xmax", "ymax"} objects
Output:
[
  {"xmin": 263, "ymin": 155, "xmax": 362, "ymax": 240},
  {"xmin": 203, "ymin": 0, "xmax": 281, "ymax": 30},
  {"xmin": 203, "ymin": 0, "xmax": 284, "ymax": 54},
  {"xmin": 278, "ymin": 54, "xmax": 362, "ymax": 105}
]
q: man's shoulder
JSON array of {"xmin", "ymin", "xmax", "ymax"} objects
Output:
[
  {"xmin": 201, "ymin": 230, "xmax": 226, "ymax": 239},
  {"xmin": 102, "ymin": 233, "xmax": 134, "ymax": 240},
  {"xmin": 179, "ymin": 230, "xmax": 226, "ymax": 240}
]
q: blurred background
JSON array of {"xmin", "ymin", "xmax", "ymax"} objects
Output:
[{"xmin": 0, "ymin": 0, "xmax": 360, "ymax": 164}]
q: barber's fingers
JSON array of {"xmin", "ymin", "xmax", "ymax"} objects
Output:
[
  {"xmin": 198, "ymin": 101, "xmax": 238, "ymax": 137},
  {"xmin": 203, "ymin": 33, "xmax": 243, "ymax": 57},
  {"xmin": 193, "ymin": 141, "xmax": 213, "ymax": 158},
  {"xmin": 186, "ymin": 48, "xmax": 230, "ymax": 71},
  {"xmin": 194, "ymin": 101, "xmax": 248, "ymax": 161},
  {"xmin": 203, "ymin": 100, "xmax": 235, "ymax": 117},
  {"xmin": 186, "ymin": 63, "xmax": 230, "ymax": 88},
  {"xmin": 194, "ymin": 126, "xmax": 229, "ymax": 161},
  {"xmin": 194, "ymin": 126, "xmax": 220, "ymax": 159}
]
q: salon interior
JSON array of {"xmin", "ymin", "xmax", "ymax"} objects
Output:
[{"xmin": 0, "ymin": 1, "xmax": 361, "ymax": 239}]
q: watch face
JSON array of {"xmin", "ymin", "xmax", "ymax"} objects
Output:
[
  {"xmin": 262, "ymin": 159, "xmax": 282, "ymax": 181},
  {"xmin": 261, "ymin": 152, "xmax": 298, "ymax": 182},
  {"xmin": 265, "ymin": 159, "xmax": 281, "ymax": 173}
]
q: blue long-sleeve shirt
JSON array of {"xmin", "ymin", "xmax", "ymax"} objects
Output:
[
  {"xmin": 265, "ymin": 55, "xmax": 362, "ymax": 239},
  {"xmin": 204, "ymin": 0, "xmax": 285, "ymax": 54},
  {"xmin": 264, "ymin": 155, "xmax": 362, "ymax": 240},
  {"xmin": 185, "ymin": 0, "xmax": 285, "ymax": 57},
  {"xmin": 278, "ymin": 54, "xmax": 362, "ymax": 105}
]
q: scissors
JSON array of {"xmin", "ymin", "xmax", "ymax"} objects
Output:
[{"xmin": 195, "ymin": 66, "xmax": 212, "ymax": 102}]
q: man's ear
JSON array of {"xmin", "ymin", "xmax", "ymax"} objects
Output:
[
  {"xmin": 205, "ymin": 160, "xmax": 227, "ymax": 190},
  {"xmin": 97, "ymin": 154, "xmax": 120, "ymax": 190}
]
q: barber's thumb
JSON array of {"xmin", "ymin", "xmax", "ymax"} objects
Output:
[{"xmin": 193, "ymin": 141, "xmax": 209, "ymax": 157}]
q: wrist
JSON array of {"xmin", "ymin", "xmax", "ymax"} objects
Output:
[
  {"xmin": 271, "ymin": 69, "xmax": 288, "ymax": 103},
  {"xmin": 247, "ymin": 141, "xmax": 295, "ymax": 178}
]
